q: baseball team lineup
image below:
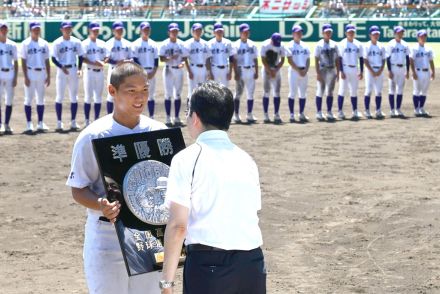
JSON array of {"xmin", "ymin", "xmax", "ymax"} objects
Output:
[{"xmin": 0, "ymin": 19, "xmax": 435, "ymax": 135}]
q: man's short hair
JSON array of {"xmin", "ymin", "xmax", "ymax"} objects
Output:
[
  {"xmin": 110, "ymin": 61, "xmax": 147, "ymax": 90},
  {"xmin": 190, "ymin": 81, "xmax": 234, "ymax": 130}
]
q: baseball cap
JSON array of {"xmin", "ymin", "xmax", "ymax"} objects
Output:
[
  {"xmin": 168, "ymin": 23, "xmax": 180, "ymax": 31},
  {"xmin": 394, "ymin": 26, "xmax": 405, "ymax": 33},
  {"xmin": 271, "ymin": 33, "xmax": 282, "ymax": 47},
  {"xmin": 112, "ymin": 21, "xmax": 124, "ymax": 30},
  {"xmin": 29, "ymin": 21, "xmax": 41, "ymax": 30},
  {"xmin": 239, "ymin": 23, "xmax": 250, "ymax": 32},
  {"xmin": 292, "ymin": 25, "xmax": 303, "ymax": 33},
  {"xmin": 322, "ymin": 23, "xmax": 333, "ymax": 32},
  {"xmin": 213, "ymin": 23, "xmax": 224, "ymax": 32},
  {"xmin": 369, "ymin": 25, "xmax": 380, "ymax": 35},
  {"xmin": 0, "ymin": 21, "xmax": 7, "ymax": 28},
  {"xmin": 191, "ymin": 23, "xmax": 203, "ymax": 31},
  {"xmin": 88, "ymin": 21, "xmax": 100, "ymax": 30},
  {"xmin": 139, "ymin": 22, "xmax": 151, "ymax": 30},
  {"xmin": 417, "ymin": 29, "xmax": 427, "ymax": 37},
  {"xmin": 345, "ymin": 24, "xmax": 356, "ymax": 32},
  {"xmin": 60, "ymin": 21, "xmax": 72, "ymax": 29}
]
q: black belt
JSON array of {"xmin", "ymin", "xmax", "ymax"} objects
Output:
[
  {"xmin": 344, "ymin": 64, "xmax": 356, "ymax": 68},
  {"xmin": 215, "ymin": 65, "xmax": 226, "ymax": 69},
  {"xmin": 417, "ymin": 68, "xmax": 429, "ymax": 72},
  {"xmin": 372, "ymin": 66, "xmax": 381, "ymax": 69},
  {"xmin": 28, "ymin": 67, "xmax": 44, "ymax": 71},
  {"xmin": 166, "ymin": 65, "xmax": 180, "ymax": 69},
  {"xmin": 144, "ymin": 67, "xmax": 153, "ymax": 70},
  {"xmin": 191, "ymin": 64, "xmax": 204, "ymax": 68},
  {"xmin": 88, "ymin": 68, "xmax": 102, "ymax": 72},
  {"xmin": 1, "ymin": 68, "xmax": 10, "ymax": 72},
  {"xmin": 297, "ymin": 67, "xmax": 306, "ymax": 70},
  {"xmin": 63, "ymin": 64, "xmax": 76, "ymax": 69},
  {"xmin": 392, "ymin": 64, "xmax": 404, "ymax": 67},
  {"xmin": 240, "ymin": 65, "xmax": 254, "ymax": 69},
  {"xmin": 186, "ymin": 244, "xmax": 226, "ymax": 253},
  {"xmin": 98, "ymin": 216, "xmax": 110, "ymax": 222}
]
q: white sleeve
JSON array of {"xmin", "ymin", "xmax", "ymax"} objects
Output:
[
  {"xmin": 430, "ymin": 48, "xmax": 434, "ymax": 60},
  {"xmin": 13, "ymin": 44, "xmax": 17, "ymax": 60},
  {"xmin": 362, "ymin": 44, "xmax": 368, "ymax": 59},
  {"xmin": 165, "ymin": 153, "xmax": 192, "ymax": 209},
  {"xmin": 314, "ymin": 44, "xmax": 321, "ymax": 58},
  {"xmin": 105, "ymin": 41, "xmax": 111, "ymax": 58},
  {"xmin": 385, "ymin": 43, "xmax": 392, "ymax": 58},
  {"xmin": 131, "ymin": 43, "xmax": 138, "ymax": 58},
  {"xmin": 358, "ymin": 43, "xmax": 363, "ymax": 58},
  {"xmin": 228, "ymin": 41, "xmax": 235, "ymax": 57},
  {"xmin": 409, "ymin": 47, "xmax": 415, "ymax": 59},
  {"xmin": 77, "ymin": 41, "xmax": 84, "ymax": 56},
  {"xmin": 260, "ymin": 44, "xmax": 267, "ymax": 57},
  {"xmin": 127, "ymin": 41, "xmax": 133, "ymax": 59},
  {"xmin": 159, "ymin": 42, "xmax": 167, "ymax": 57},
  {"xmin": 20, "ymin": 43, "xmax": 26, "ymax": 59}
]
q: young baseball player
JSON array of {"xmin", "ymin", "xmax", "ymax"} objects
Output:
[
  {"xmin": 314, "ymin": 23, "xmax": 340, "ymax": 121},
  {"xmin": 232, "ymin": 23, "xmax": 259, "ymax": 124},
  {"xmin": 132, "ymin": 21, "xmax": 159, "ymax": 118},
  {"xmin": 105, "ymin": 21, "xmax": 132, "ymax": 114},
  {"xmin": 207, "ymin": 23, "xmax": 235, "ymax": 87},
  {"xmin": 260, "ymin": 33, "xmax": 286, "ymax": 124},
  {"xmin": 81, "ymin": 21, "xmax": 107, "ymax": 126},
  {"xmin": 386, "ymin": 26, "xmax": 410, "ymax": 118},
  {"xmin": 286, "ymin": 25, "xmax": 310, "ymax": 123},
  {"xmin": 51, "ymin": 21, "xmax": 84, "ymax": 132},
  {"xmin": 67, "ymin": 61, "xmax": 165, "ymax": 294},
  {"xmin": 0, "ymin": 21, "xmax": 18, "ymax": 135},
  {"xmin": 159, "ymin": 23, "xmax": 189, "ymax": 127},
  {"xmin": 337, "ymin": 24, "xmax": 364, "ymax": 120},
  {"xmin": 184, "ymin": 23, "xmax": 211, "ymax": 107},
  {"xmin": 410, "ymin": 29, "xmax": 435, "ymax": 117},
  {"xmin": 363, "ymin": 25, "xmax": 386, "ymax": 119}
]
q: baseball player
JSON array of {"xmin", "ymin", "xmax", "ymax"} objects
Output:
[
  {"xmin": 184, "ymin": 23, "xmax": 211, "ymax": 107},
  {"xmin": 81, "ymin": 22, "xmax": 107, "ymax": 127},
  {"xmin": 21, "ymin": 21, "xmax": 50, "ymax": 134},
  {"xmin": 132, "ymin": 21, "xmax": 159, "ymax": 118},
  {"xmin": 337, "ymin": 24, "xmax": 364, "ymax": 120},
  {"xmin": 105, "ymin": 21, "xmax": 132, "ymax": 114},
  {"xmin": 51, "ymin": 21, "xmax": 84, "ymax": 132},
  {"xmin": 314, "ymin": 23, "xmax": 340, "ymax": 121},
  {"xmin": 363, "ymin": 25, "xmax": 386, "ymax": 119},
  {"xmin": 260, "ymin": 33, "xmax": 286, "ymax": 124},
  {"xmin": 410, "ymin": 29, "xmax": 435, "ymax": 117},
  {"xmin": 286, "ymin": 25, "xmax": 310, "ymax": 123},
  {"xmin": 0, "ymin": 21, "xmax": 18, "ymax": 135},
  {"xmin": 232, "ymin": 23, "xmax": 259, "ymax": 124},
  {"xmin": 207, "ymin": 23, "xmax": 235, "ymax": 87},
  {"xmin": 159, "ymin": 23, "xmax": 189, "ymax": 127},
  {"xmin": 386, "ymin": 26, "xmax": 410, "ymax": 118}
]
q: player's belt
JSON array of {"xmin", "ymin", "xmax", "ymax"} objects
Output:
[
  {"xmin": 98, "ymin": 216, "xmax": 110, "ymax": 222},
  {"xmin": 186, "ymin": 244, "xmax": 226, "ymax": 253},
  {"xmin": 1, "ymin": 68, "xmax": 11, "ymax": 72},
  {"xmin": 144, "ymin": 67, "xmax": 153, "ymax": 70},
  {"xmin": 190, "ymin": 64, "xmax": 204, "ymax": 67},
  {"xmin": 344, "ymin": 64, "xmax": 356, "ymax": 68},
  {"xmin": 392, "ymin": 64, "xmax": 404, "ymax": 67},
  {"xmin": 166, "ymin": 65, "xmax": 180, "ymax": 69},
  {"xmin": 27, "ymin": 67, "xmax": 44, "ymax": 71},
  {"xmin": 240, "ymin": 65, "xmax": 254, "ymax": 69},
  {"xmin": 214, "ymin": 65, "xmax": 227, "ymax": 69},
  {"xmin": 63, "ymin": 64, "xmax": 76, "ymax": 69},
  {"xmin": 297, "ymin": 67, "xmax": 306, "ymax": 70},
  {"xmin": 416, "ymin": 68, "xmax": 429, "ymax": 72},
  {"xmin": 87, "ymin": 68, "xmax": 102, "ymax": 72},
  {"xmin": 372, "ymin": 66, "xmax": 381, "ymax": 69}
]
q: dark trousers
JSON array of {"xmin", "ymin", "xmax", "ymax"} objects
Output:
[{"xmin": 183, "ymin": 247, "xmax": 266, "ymax": 294}]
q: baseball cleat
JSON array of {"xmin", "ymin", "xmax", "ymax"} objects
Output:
[
  {"xmin": 70, "ymin": 120, "xmax": 81, "ymax": 131},
  {"xmin": 337, "ymin": 110, "xmax": 346, "ymax": 120},
  {"xmin": 174, "ymin": 117, "xmax": 183, "ymax": 127},
  {"xmin": 24, "ymin": 122, "xmax": 34, "ymax": 135},
  {"xmin": 263, "ymin": 113, "xmax": 271, "ymax": 124},
  {"xmin": 299, "ymin": 113, "xmax": 309, "ymax": 122},
  {"xmin": 37, "ymin": 122, "xmax": 50, "ymax": 132},
  {"xmin": 396, "ymin": 109, "xmax": 405, "ymax": 118},
  {"xmin": 419, "ymin": 108, "xmax": 430, "ymax": 117},
  {"xmin": 364, "ymin": 110, "xmax": 373, "ymax": 119},
  {"xmin": 351, "ymin": 110, "xmax": 362, "ymax": 120},
  {"xmin": 375, "ymin": 110, "xmax": 386, "ymax": 119},
  {"xmin": 55, "ymin": 121, "xmax": 64, "ymax": 132},
  {"xmin": 326, "ymin": 111, "xmax": 335, "ymax": 121},
  {"xmin": 233, "ymin": 113, "xmax": 242, "ymax": 124},
  {"xmin": 246, "ymin": 113, "xmax": 257, "ymax": 124},
  {"xmin": 165, "ymin": 116, "xmax": 173, "ymax": 127},
  {"xmin": 4, "ymin": 124, "xmax": 13, "ymax": 135},
  {"xmin": 84, "ymin": 119, "xmax": 90, "ymax": 127},
  {"xmin": 390, "ymin": 109, "xmax": 398, "ymax": 118},
  {"xmin": 0, "ymin": 124, "xmax": 4, "ymax": 135},
  {"xmin": 273, "ymin": 113, "xmax": 282, "ymax": 124},
  {"xmin": 289, "ymin": 114, "xmax": 295, "ymax": 123},
  {"xmin": 316, "ymin": 111, "xmax": 325, "ymax": 122}
]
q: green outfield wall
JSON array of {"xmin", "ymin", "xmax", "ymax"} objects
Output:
[{"xmin": 4, "ymin": 18, "xmax": 440, "ymax": 43}]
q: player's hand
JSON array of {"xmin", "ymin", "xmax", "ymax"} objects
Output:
[
  {"xmin": 340, "ymin": 72, "xmax": 346, "ymax": 80},
  {"xmin": 358, "ymin": 73, "xmax": 363, "ymax": 80},
  {"xmin": 178, "ymin": 63, "xmax": 184, "ymax": 69},
  {"xmin": 161, "ymin": 288, "xmax": 173, "ymax": 294},
  {"xmin": 62, "ymin": 67, "xmax": 69, "ymax": 75},
  {"xmin": 95, "ymin": 60, "xmax": 105, "ymax": 67},
  {"xmin": 188, "ymin": 71, "xmax": 194, "ymax": 80},
  {"xmin": 227, "ymin": 72, "xmax": 232, "ymax": 81},
  {"xmin": 24, "ymin": 77, "xmax": 31, "ymax": 87},
  {"xmin": 77, "ymin": 70, "xmax": 82, "ymax": 77},
  {"xmin": 99, "ymin": 198, "xmax": 121, "ymax": 223},
  {"xmin": 405, "ymin": 72, "xmax": 409, "ymax": 80},
  {"xmin": 270, "ymin": 69, "xmax": 277, "ymax": 79},
  {"xmin": 413, "ymin": 72, "xmax": 418, "ymax": 80},
  {"xmin": 254, "ymin": 72, "xmax": 258, "ymax": 80},
  {"xmin": 147, "ymin": 72, "xmax": 156, "ymax": 80},
  {"xmin": 208, "ymin": 72, "xmax": 213, "ymax": 80},
  {"xmin": 317, "ymin": 72, "xmax": 324, "ymax": 83},
  {"xmin": 300, "ymin": 70, "xmax": 307, "ymax": 77},
  {"xmin": 12, "ymin": 79, "xmax": 17, "ymax": 87},
  {"xmin": 234, "ymin": 73, "xmax": 240, "ymax": 81},
  {"xmin": 388, "ymin": 71, "xmax": 394, "ymax": 79},
  {"xmin": 431, "ymin": 72, "xmax": 435, "ymax": 80}
]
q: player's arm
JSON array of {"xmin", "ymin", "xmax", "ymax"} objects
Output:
[
  {"xmin": 287, "ymin": 56, "xmax": 298, "ymax": 71},
  {"xmin": 206, "ymin": 57, "xmax": 213, "ymax": 79},
  {"xmin": 363, "ymin": 57, "xmax": 373, "ymax": 73},
  {"xmin": 45, "ymin": 58, "xmax": 51, "ymax": 87},
  {"xmin": 339, "ymin": 57, "xmax": 345, "ymax": 79},
  {"xmin": 228, "ymin": 55, "xmax": 234, "ymax": 80},
  {"xmin": 22, "ymin": 58, "xmax": 30, "ymax": 87},
  {"xmin": 253, "ymin": 57, "xmax": 258, "ymax": 79},
  {"xmin": 276, "ymin": 56, "xmax": 284, "ymax": 71},
  {"xmin": 261, "ymin": 56, "xmax": 270, "ymax": 72},
  {"xmin": 184, "ymin": 56, "xmax": 193, "ymax": 78},
  {"xmin": 149, "ymin": 58, "xmax": 159, "ymax": 79},
  {"xmin": 430, "ymin": 59, "xmax": 435, "ymax": 80},
  {"xmin": 13, "ymin": 60, "xmax": 18, "ymax": 87},
  {"xmin": 160, "ymin": 55, "xmax": 169, "ymax": 63},
  {"xmin": 305, "ymin": 57, "xmax": 310, "ymax": 74},
  {"xmin": 405, "ymin": 54, "xmax": 410, "ymax": 79},
  {"xmin": 315, "ymin": 56, "xmax": 323, "ymax": 80},
  {"xmin": 409, "ymin": 54, "xmax": 417, "ymax": 80}
]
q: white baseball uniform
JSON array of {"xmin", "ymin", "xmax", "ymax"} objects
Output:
[
  {"xmin": 82, "ymin": 37, "xmax": 107, "ymax": 104},
  {"xmin": 386, "ymin": 39, "xmax": 410, "ymax": 95},
  {"xmin": 184, "ymin": 37, "xmax": 211, "ymax": 97},
  {"xmin": 0, "ymin": 39, "xmax": 18, "ymax": 106},
  {"xmin": 51, "ymin": 36, "xmax": 83, "ymax": 103},
  {"xmin": 337, "ymin": 38, "xmax": 363, "ymax": 98},
  {"xmin": 314, "ymin": 39, "xmax": 339, "ymax": 98},
  {"xmin": 233, "ymin": 39, "xmax": 258, "ymax": 101},
  {"xmin": 260, "ymin": 39, "xmax": 286, "ymax": 98},
  {"xmin": 286, "ymin": 40, "xmax": 310, "ymax": 100},
  {"xmin": 410, "ymin": 43, "xmax": 434, "ymax": 96},
  {"xmin": 131, "ymin": 37, "xmax": 159, "ymax": 101},
  {"xmin": 105, "ymin": 37, "xmax": 132, "ymax": 102},
  {"xmin": 363, "ymin": 40, "xmax": 386, "ymax": 97},
  {"xmin": 207, "ymin": 37, "xmax": 234, "ymax": 87},
  {"xmin": 66, "ymin": 114, "xmax": 166, "ymax": 294}
]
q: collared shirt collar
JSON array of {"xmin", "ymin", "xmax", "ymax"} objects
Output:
[{"xmin": 196, "ymin": 130, "xmax": 230, "ymax": 143}]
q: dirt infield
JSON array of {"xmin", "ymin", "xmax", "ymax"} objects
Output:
[{"xmin": 1, "ymin": 67, "xmax": 439, "ymax": 293}]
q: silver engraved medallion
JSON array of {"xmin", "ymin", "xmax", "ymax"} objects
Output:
[{"xmin": 123, "ymin": 160, "xmax": 170, "ymax": 225}]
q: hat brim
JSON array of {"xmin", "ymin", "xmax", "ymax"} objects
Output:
[
  {"xmin": 394, "ymin": 29, "xmax": 405, "ymax": 33},
  {"xmin": 240, "ymin": 28, "xmax": 250, "ymax": 32},
  {"xmin": 346, "ymin": 29, "xmax": 356, "ymax": 32},
  {"xmin": 323, "ymin": 28, "xmax": 333, "ymax": 32},
  {"xmin": 140, "ymin": 26, "xmax": 151, "ymax": 30},
  {"xmin": 370, "ymin": 31, "xmax": 380, "ymax": 35},
  {"xmin": 169, "ymin": 28, "xmax": 180, "ymax": 31},
  {"xmin": 292, "ymin": 30, "xmax": 303, "ymax": 33},
  {"xmin": 418, "ymin": 33, "xmax": 427, "ymax": 37},
  {"xmin": 31, "ymin": 25, "xmax": 41, "ymax": 30},
  {"xmin": 62, "ymin": 25, "xmax": 72, "ymax": 29},
  {"xmin": 113, "ymin": 26, "xmax": 124, "ymax": 30},
  {"xmin": 90, "ymin": 27, "xmax": 100, "ymax": 30},
  {"xmin": 214, "ymin": 28, "xmax": 224, "ymax": 32}
]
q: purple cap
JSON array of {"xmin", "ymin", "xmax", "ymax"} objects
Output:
[
  {"xmin": 239, "ymin": 23, "xmax": 250, "ymax": 32},
  {"xmin": 0, "ymin": 21, "xmax": 7, "ymax": 28},
  {"xmin": 29, "ymin": 21, "xmax": 41, "ymax": 30},
  {"xmin": 88, "ymin": 22, "xmax": 100, "ymax": 30},
  {"xmin": 168, "ymin": 23, "xmax": 180, "ymax": 31},
  {"xmin": 192, "ymin": 23, "xmax": 203, "ymax": 31},
  {"xmin": 292, "ymin": 25, "xmax": 303, "ymax": 33},
  {"xmin": 214, "ymin": 23, "xmax": 224, "ymax": 32},
  {"xmin": 345, "ymin": 24, "xmax": 356, "ymax": 32},
  {"xmin": 394, "ymin": 26, "xmax": 405, "ymax": 33},
  {"xmin": 417, "ymin": 29, "xmax": 427, "ymax": 37},
  {"xmin": 322, "ymin": 23, "xmax": 333, "ymax": 32},
  {"xmin": 60, "ymin": 21, "xmax": 72, "ymax": 29},
  {"xmin": 112, "ymin": 21, "xmax": 124, "ymax": 30},
  {"xmin": 271, "ymin": 33, "xmax": 282, "ymax": 47},
  {"xmin": 369, "ymin": 25, "xmax": 380, "ymax": 35},
  {"xmin": 140, "ymin": 22, "xmax": 150, "ymax": 30}
]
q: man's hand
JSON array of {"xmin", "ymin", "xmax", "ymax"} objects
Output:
[
  {"xmin": 45, "ymin": 77, "xmax": 50, "ymax": 87},
  {"xmin": 317, "ymin": 72, "xmax": 324, "ymax": 83},
  {"xmin": 147, "ymin": 71, "xmax": 156, "ymax": 80},
  {"xmin": 388, "ymin": 71, "xmax": 394, "ymax": 80},
  {"xmin": 62, "ymin": 67, "xmax": 69, "ymax": 75},
  {"xmin": 77, "ymin": 70, "xmax": 82, "ymax": 77},
  {"xmin": 235, "ymin": 72, "xmax": 240, "ymax": 81},
  {"xmin": 254, "ymin": 71, "xmax": 258, "ymax": 80},
  {"xmin": 188, "ymin": 70, "xmax": 194, "ymax": 80},
  {"xmin": 413, "ymin": 72, "xmax": 418, "ymax": 80},
  {"xmin": 358, "ymin": 72, "xmax": 363, "ymax": 80},
  {"xmin": 24, "ymin": 77, "xmax": 31, "ymax": 87},
  {"xmin": 227, "ymin": 72, "xmax": 232, "ymax": 81},
  {"xmin": 340, "ymin": 72, "xmax": 346, "ymax": 80},
  {"xmin": 405, "ymin": 72, "xmax": 409, "ymax": 80},
  {"xmin": 99, "ymin": 198, "xmax": 121, "ymax": 223},
  {"xmin": 431, "ymin": 72, "xmax": 435, "ymax": 81},
  {"xmin": 95, "ymin": 60, "xmax": 105, "ymax": 67}
]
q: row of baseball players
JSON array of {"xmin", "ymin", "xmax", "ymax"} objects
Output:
[{"xmin": 0, "ymin": 20, "xmax": 435, "ymax": 135}]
